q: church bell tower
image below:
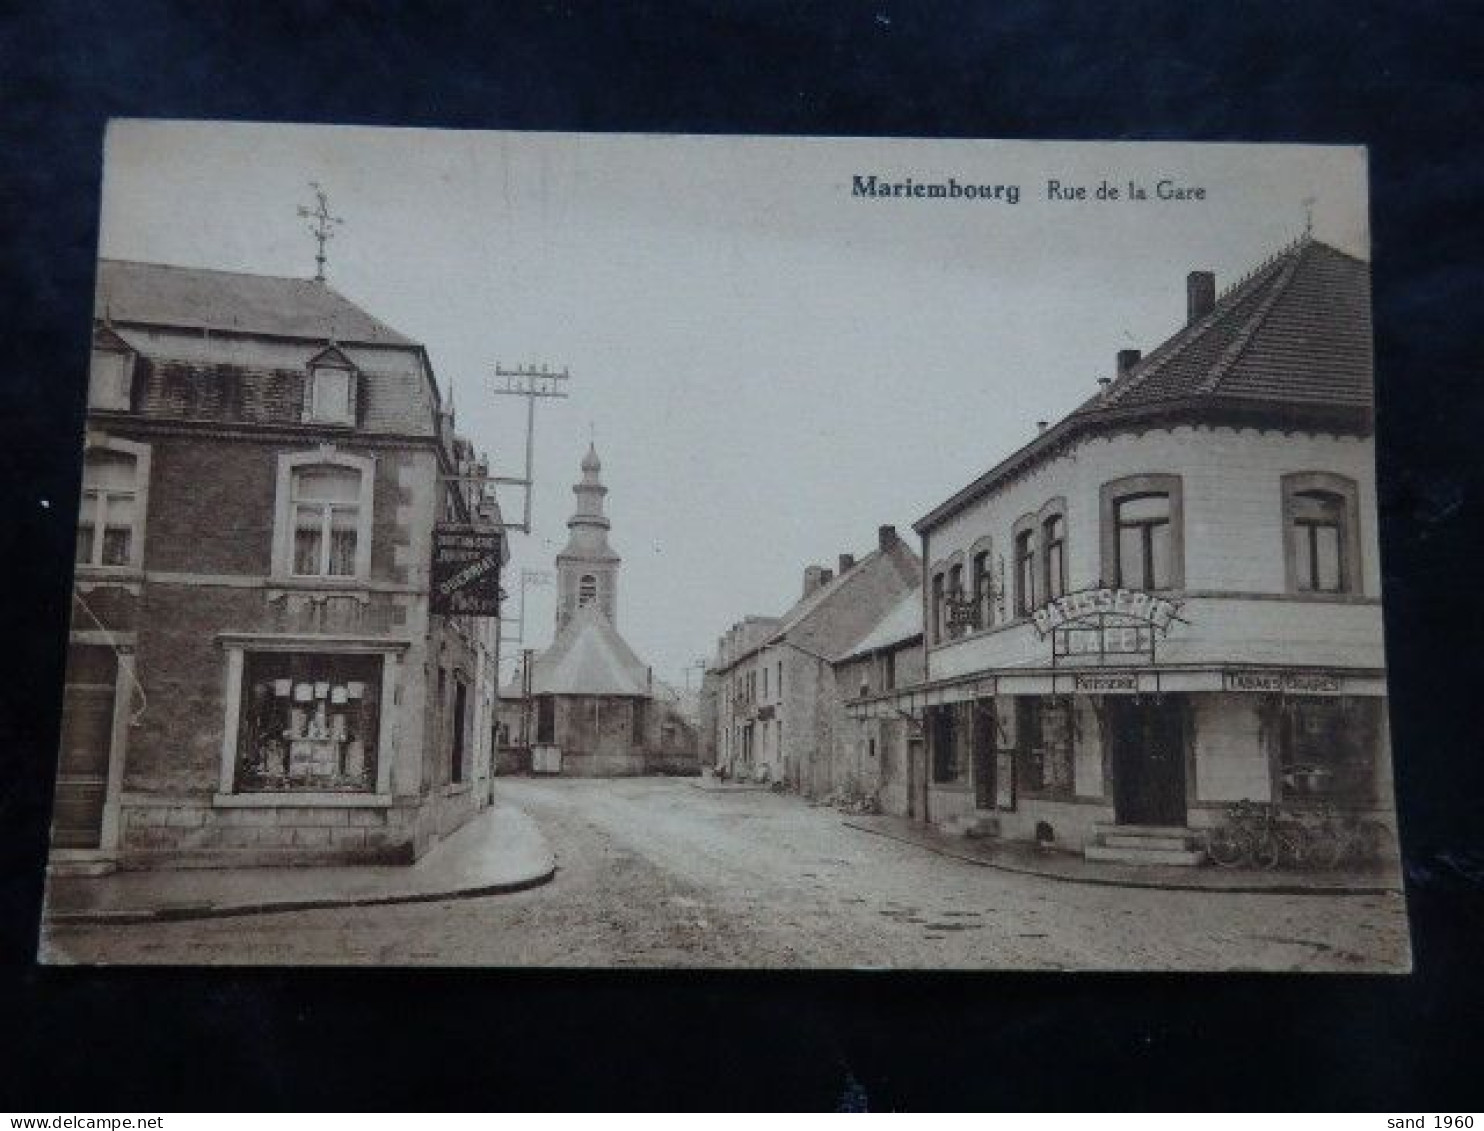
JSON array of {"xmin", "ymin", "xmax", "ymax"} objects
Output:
[{"xmin": 555, "ymin": 444, "xmax": 621, "ymax": 632}]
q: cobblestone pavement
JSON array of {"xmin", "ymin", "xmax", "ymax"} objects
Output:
[{"xmin": 44, "ymin": 777, "xmax": 1412, "ymax": 969}]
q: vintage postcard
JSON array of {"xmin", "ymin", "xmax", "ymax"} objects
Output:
[{"xmin": 39, "ymin": 123, "xmax": 1407, "ymax": 969}]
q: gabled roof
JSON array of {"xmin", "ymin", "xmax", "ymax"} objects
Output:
[
  {"xmin": 767, "ymin": 537, "xmax": 921, "ymax": 659},
  {"xmin": 916, "ymin": 237, "xmax": 1373, "ymax": 533},
  {"xmin": 530, "ymin": 602, "xmax": 652, "ymax": 697},
  {"xmin": 96, "ymin": 259, "xmax": 418, "ymax": 346},
  {"xmin": 836, "ymin": 586, "xmax": 924, "ymax": 662}
]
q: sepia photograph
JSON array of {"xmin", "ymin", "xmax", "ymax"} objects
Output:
[{"xmin": 38, "ymin": 122, "xmax": 1408, "ymax": 970}]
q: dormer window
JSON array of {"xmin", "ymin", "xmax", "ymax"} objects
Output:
[
  {"xmin": 88, "ymin": 326, "xmax": 135, "ymax": 412},
  {"xmin": 304, "ymin": 345, "xmax": 357, "ymax": 426}
]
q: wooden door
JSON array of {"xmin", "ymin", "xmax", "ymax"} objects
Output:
[
  {"xmin": 52, "ymin": 645, "xmax": 118, "ymax": 849},
  {"xmin": 1109, "ymin": 697, "xmax": 1187, "ymax": 826}
]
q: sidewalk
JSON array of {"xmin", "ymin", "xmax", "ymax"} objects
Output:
[
  {"xmin": 42, "ymin": 801, "xmax": 557, "ymax": 926},
  {"xmin": 842, "ymin": 812, "xmax": 1404, "ymax": 896},
  {"xmin": 688, "ymin": 771, "xmax": 776, "ymax": 794}
]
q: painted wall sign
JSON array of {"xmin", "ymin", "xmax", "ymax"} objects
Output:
[
  {"xmin": 1032, "ymin": 586, "xmax": 1182, "ymax": 636},
  {"xmin": 1031, "ymin": 586, "xmax": 1185, "ymax": 666},
  {"xmin": 430, "ymin": 524, "xmax": 504, "ymax": 617},
  {"xmin": 1073, "ymin": 672, "xmax": 1139, "ymax": 693},
  {"xmin": 1223, "ymin": 670, "xmax": 1344, "ymax": 695}
]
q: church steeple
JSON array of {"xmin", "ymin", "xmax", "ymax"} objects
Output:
[{"xmin": 555, "ymin": 444, "xmax": 621, "ymax": 632}]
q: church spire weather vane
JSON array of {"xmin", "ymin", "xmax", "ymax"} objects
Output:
[{"xmin": 297, "ymin": 182, "xmax": 343, "ymax": 282}]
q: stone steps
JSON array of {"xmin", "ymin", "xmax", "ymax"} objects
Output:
[
  {"xmin": 1085, "ymin": 824, "xmax": 1207, "ymax": 866},
  {"xmin": 945, "ymin": 813, "xmax": 1000, "ymax": 839}
]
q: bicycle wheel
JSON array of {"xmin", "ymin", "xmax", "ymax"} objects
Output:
[
  {"xmin": 1279, "ymin": 825, "xmax": 1311, "ymax": 869},
  {"xmin": 1306, "ymin": 827, "xmax": 1344, "ymax": 870},
  {"xmin": 1206, "ymin": 827, "xmax": 1247, "ymax": 868},
  {"xmin": 1251, "ymin": 830, "xmax": 1281, "ymax": 870}
]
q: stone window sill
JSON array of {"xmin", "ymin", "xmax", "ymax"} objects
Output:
[{"xmin": 213, "ymin": 792, "xmax": 392, "ymax": 809}]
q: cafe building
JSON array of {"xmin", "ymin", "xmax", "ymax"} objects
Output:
[
  {"xmin": 856, "ymin": 236, "xmax": 1393, "ymax": 863},
  {"xmin": 51, "ymin": 259, "xmax": 504, "ymax": 872}
]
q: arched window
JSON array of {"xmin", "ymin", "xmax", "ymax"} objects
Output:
[
  {"xmin": 1042, "ymin": 513, "xmax": 1067, "ymax": 600},
  {"xmin": 1283, "ymin": 473, "xmax": 1362, "ymax": 595},
  {"xmin": 578, "ymin": 574, "xmax": 598, "ymax": 606},
  {"xmin": 1012, "ymin": 516, "xmax": 1038, "ymax": 616},
  {"xmin": 77, "ymin": 449, "xmax": 138, "ymax": 567},
  {"xmin": 1101, "ymin": 475, "xmax": 1185, "ymax": 592},
  {"xmin": 931, "ymin": 571, "xmax": 946, "ymax": 644},
  {"xmin": 1291, "ymin": 491, "xmax": 1345, "ymax": 592},
  {"xmin": 292, "ymin": 466, "xmax": 362, "ymax": 577},
  {"xmin": 1112, "ymin": 494, "xmax": 1170, "ymax": 590},
  {"xmin": 971, "ymin": 544, "xmax": 994, "ymax": 630},
  {"xmin": 274, "ymin": 449, "xmax": 375, "ymax": 581},
  {"xmin": 76, "ymin": 438, "xmax": 150, "ymax": 570}
]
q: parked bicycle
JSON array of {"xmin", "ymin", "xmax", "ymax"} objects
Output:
[
  {"xmin": 1206, "ymin": 799, "xmax": 1308, "ymax": 870},
  {"xmin": 1295, "ymin": 802, "xmax": 1395, "ymax": 871}
]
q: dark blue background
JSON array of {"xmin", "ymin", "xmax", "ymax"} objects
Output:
[{"xmin": 2, "ymin": 0, "xmax": 1481, "ymax": 1110}]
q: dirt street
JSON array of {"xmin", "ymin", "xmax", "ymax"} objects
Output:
[{"xmin": 44, "ymin": 777, "xmax": 1411, "ymax": 969}]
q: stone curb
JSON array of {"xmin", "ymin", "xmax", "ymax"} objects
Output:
[
  {"xmin": 842, "ymin": 820, "xmax": 1401, "ymax": 897},
  {"xmin": 44, "ymin": 861, "xmax": 559, "ymax": 927}
]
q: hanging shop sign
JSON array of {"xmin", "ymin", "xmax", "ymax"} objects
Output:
[
  {"xmin": 1032, "ymin": 586, "xmax": 1185, "ymax": 665},
  {"xmin": 1222, "ymin": 669, "xmax": 1345, "ymax": 695},
  {"xmin": 430, "ymin": 524, "xmax": 504, "ymax": 617}
]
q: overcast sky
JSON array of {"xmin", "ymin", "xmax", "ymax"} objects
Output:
[{"xmin": 98, "ymin": 122, "xmax": 1368, "ymax": 686}]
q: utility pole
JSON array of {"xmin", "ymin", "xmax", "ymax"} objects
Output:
[
  {"xmin": 296, "ymin": 182, "xmax": 343, "ymax": 283},
  {"xmin": 487, "ymin": 364, "xmax": 570, "ymax": 534}
]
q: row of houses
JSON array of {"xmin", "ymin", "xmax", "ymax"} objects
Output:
[
  {"xmin": 54, "ymin": 259, "xmax": 505, "ymax": 872},
  {"xmin": 704, "ymin": 236, "xmax": 1394, "ymax": 864}
]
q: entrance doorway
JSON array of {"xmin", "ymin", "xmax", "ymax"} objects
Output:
[
  {"xmin": 972, "ymin": 701, "xmax": 997, "ymax": 810},
  {"xmin": 1106, "ymin": 696, "xmax": 1187, "ymax": 826},
  {"xmin": 53, "ymin": 645, "xmax": 118, "ymax": 850},
  {"xmin": 907, "ymin": 737, "xmax": 927, "ymax": 821}
]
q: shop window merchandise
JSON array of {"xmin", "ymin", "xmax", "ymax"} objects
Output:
[{"xmin": 235, "ymin": 652, "xmax": 383, "ymax": 792}]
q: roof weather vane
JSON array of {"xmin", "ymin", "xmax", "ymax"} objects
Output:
[
  {"xmin": 1302, "ymin": 195, "xmax": 1316, "ymax": 236},
  {"xmin": 297, "ymin": 182, "xmax": 343, "ymax": 282}
]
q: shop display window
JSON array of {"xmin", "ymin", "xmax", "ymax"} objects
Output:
[
  {"xmin": 236, "ymin": 652, "xmax": 382, "ymax": 792},
  {"xmin": 1278, "ymin": 697, "xmax": 1378, "ymax": 803},
  {"xmin": 1017, "ymin": 697, "xmax": 1075, "ymax": 798}
]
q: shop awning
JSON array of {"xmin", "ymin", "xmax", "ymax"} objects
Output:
[{"xmin": 845, "ymin": 663, "xmax": 1388, "ymax": 720}]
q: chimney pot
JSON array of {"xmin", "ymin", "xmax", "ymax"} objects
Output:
[
  {"xmin": 803, "ymin": 564, "xmax": 825, "ymax": 597},
  {"xmin": 878, "ymin": 524, "xmax": 897, "ymax": 550},
  {"xmin": 820, "ymin": 568, "xmax": 835, "ymax": 586},
  {"xmin": 1117, "ymin": 348, "xmax": 1141, "ymax": 375},
  {"xmin": 838, "ymin": 553, "xmax": 856, "ymax": 575},
  {"xmin": 1187, "ymin": 270, "xmax": 1216, "ymax": 323},
  {"xmin": 1036, "ymin": 420, "xmax": 1049, "ymax": 434}
]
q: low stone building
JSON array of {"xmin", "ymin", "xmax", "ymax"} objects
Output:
[
  {"xmin": 52, "ymin": 260, "xmax": 502, "ymax": 871},
  {"xmin": 832, "ymin": 587, "xmax": 926, "ymax": 816},
  {"xmin": 711, "ymin": 525, "xmax": 920, "ymax": 795}
]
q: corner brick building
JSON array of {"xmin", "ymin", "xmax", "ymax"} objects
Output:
[{"xmin": 52, "ymin": 260, "xmax": 503, "ymax": 870}]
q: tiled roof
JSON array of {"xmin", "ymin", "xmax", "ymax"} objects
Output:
[
  {"xmin": 836, "ymin": 586, "xmax": 923, "ymax": 662},
  {"xmin": 96, "ymin": 259, "xmax": 418, "ymax": 346},
  {"xmin": 917, "ymin": 237, "xmax": 1372, "ymax": 533},
  {"xmin": 1086, "ymin": 238, "xmax": 1372, "ymax": 414},
  {"xmin": 530, "ymin": 603, "xmax": 652, "ymax": 697}
]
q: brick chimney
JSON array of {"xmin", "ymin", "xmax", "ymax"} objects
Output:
[
  {"xmin": 1187, "ymin": 270, "xmax": 1216, "ymax": 324},
  {"xmin": 878, "ymin": 524, "xmax": 898, "ymax": 550},
  {"xmin": 838, "ymin": 553, "xmax": 856, "ymax": 575},
  {"xmin": 1117, "ymin": 348, "xmax": 1141, "ymax": 375},
  {"xmin": 803, "ymin": 564, "xmax": 825, "ymax": 597}
]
